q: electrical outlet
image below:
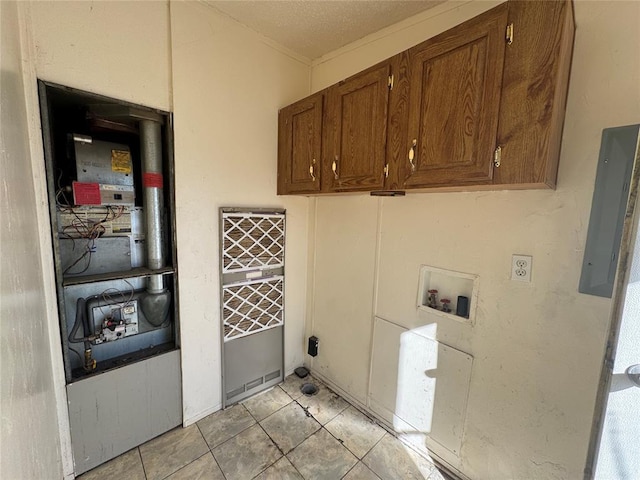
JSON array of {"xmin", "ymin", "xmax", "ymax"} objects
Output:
[{"xmin": 511, "ymin": 254, "xmax": 532, "ymax": 282}]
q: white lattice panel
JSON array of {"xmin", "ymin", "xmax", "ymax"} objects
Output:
[
  {"xmin": 222, "ymin": 213, "xmax": 285, "ymax": 273},
  {"xmin": 222, "ymin": 276, "xmax": 284, "ymax": 342}
]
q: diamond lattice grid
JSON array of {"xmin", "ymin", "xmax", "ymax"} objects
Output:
[
  {"xmin": 222, "ymin": 277, "xmax": 284, "ymax": 341},
  {"xmin": 222, "ymin": 213, "xmax": 285, "ymax": 272}
]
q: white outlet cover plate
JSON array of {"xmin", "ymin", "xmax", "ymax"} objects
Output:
[{"xmin": 511, "ymin": 254, "xmax": 532, "ymax": 282}]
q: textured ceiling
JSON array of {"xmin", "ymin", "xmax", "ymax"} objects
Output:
[{"xmin": 204, "ymin": 1, "xmax": 445, "ymax": 61}]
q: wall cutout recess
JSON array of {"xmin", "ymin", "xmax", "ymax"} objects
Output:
[
  {"xmin": 417, "ymin": 265, "xmax": 478, "ymax": 324},
  {"xmin": 38, "ymin": 81, "xmax": 181, "ymax": 476}
]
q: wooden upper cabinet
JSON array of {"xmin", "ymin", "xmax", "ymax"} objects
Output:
[
  {"xmin": 323, "ymin": 62, "xmax": 391, "ymax": 192},
  {"xmin": 402, "ymin": 4, "xmax": 508, "ymax": 188},
  {"xmin": 277, "ymin": 92, "xmax": 323, "ymax": 194},
  {"xmin": 276, "ymin": 0, "xmax": 574, "ymax": 196},
  {"xmin": 493, "ymin": 0, "xmax": 574, "ymax": 188}
]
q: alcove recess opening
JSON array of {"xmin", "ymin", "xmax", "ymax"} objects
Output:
[{"xmin": 417, "ymin": 265, "xmax": 479, "ymax": 324}]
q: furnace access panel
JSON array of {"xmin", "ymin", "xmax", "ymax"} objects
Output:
[{"xmin": 39, "ymin": 82, "xmax": 180, "ymax": 382}]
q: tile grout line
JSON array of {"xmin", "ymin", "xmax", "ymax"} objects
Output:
[
  {"xmin": 154, "ymin": 425, "xmax": 214, "ymax": 480},
  {"xmin": 205, "ymin": 396, "xmax": 295, "ymax": 480},
  {"xmin": 394, "ymin": 433, "xmax": 441, "ymax": 474},
  {"xmin": 195, "ymin": 417, "xmax": 230, "ymax": 480},
  {"xmin": 90, "ymin": 376, "xmax": 394, "ymax": 480},
  {"xmin": 252, "ymin": 422, "xmax": 286, "ymax": 478},
  {"xmin": 283, "ymin": 419, "xmax": 362, "ymax": 479},
  {"xmin": 319, "ymin": 418, "xmax": 377, "ymax": 470},
  {"xmin": 243, "ymin": 386, "xmax": 294, "ymax": 424},
  {"xmin": 263, "ymin": 400, "xmax": 322, "ymax": 456},
  {"xmin": 298, "ymin": 383, "xmax": 443, "ymax": 480},
  {"xmin": 322, "ymin": 424, "xmax": 364, "ymax": 464},
  {"xmin": 205, "ymin": 403, "xmax": 258, "ymax": 452},
  {"xmin": 250, "ymin": 384, "xmax": 328, "ymax": 479},
  {"xmin": 320, "ymin": 390, "xmax": 441, "ymax": 477},
  {"xmin": 137, "ymin": 447, "xmax": 148, "ymax": 480},
  {"xmin": 323, "ymin": 408, "xmax": 390, "ymax": 480},
  {"xmin": 279, "ymin": 427, "xmax": 309, "ymax": 480},
  {"xmin": 157, "ymin": 451, "xmax": 215, "ymax": 480},
  {"xmin": 328, "ymin": 393, "xmax": 444, "ymax": 476},
  {"xmin": 289, "ymin": 381, "xmax": 364, "ymax": 479},
  {"xmin": 340, "ymin": 461, "xmax": 361, "ymax": 480},
  {"xmin": 362, "ymin": 430, "xmax": 389, "ymax": 471}
]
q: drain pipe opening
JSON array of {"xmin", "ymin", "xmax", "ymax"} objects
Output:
[{"xmin": 300, "ymin": 383, "xmax": 318, "ymax": 396}]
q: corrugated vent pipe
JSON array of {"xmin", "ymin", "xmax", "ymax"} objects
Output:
[{"xmin": 139, "ymin": 119, "xmax": 171, "ymax": 326}]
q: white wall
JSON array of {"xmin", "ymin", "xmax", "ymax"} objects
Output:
[
  {"xmin": 30, "ymin": 0, "xmax": 172, "ymax": 111},
  {"xmin": 310, "ymin": 196, "xmax": 380, "ymax": 404},
  {"xmin": 311, "ymin": 0, "xmax": 500, "ymax": 92},
  {"xmin": 170, "ymin": 1, "xmax": 310, "ymax": 421},
  {"xmin": 11, "ymin": 0, "xmax": 638, "ymax": 477},
  {"xmin": 0, "ymin": 1, "xmax": 63, "ymax": 478},
  {"xmin": 19, "ymin": 0, "xmax": 310, "ymax": 467},
  {"xmin": 307, "ymin": 1, "xmax": 640, "ymax": 479}
]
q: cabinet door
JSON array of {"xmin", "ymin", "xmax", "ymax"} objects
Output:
[
  {"xmin": 277, "ymin": 92, "xmax": 323, "ymax": 195},
  {"xmin": 493, "ymin": 0, "xmax": 574, "ymax": 188},
  {"xmin": 403, "ymin": 4, "xmax": 508, "ymax": 188},
  {"xmin": 324, "ymin": 63, "xmax": 390, "ymax": 192}
]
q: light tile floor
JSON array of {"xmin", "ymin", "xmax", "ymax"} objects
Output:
[{"xmin": 78, "ymin": 374, "xmax": 451, "ymax": 480}]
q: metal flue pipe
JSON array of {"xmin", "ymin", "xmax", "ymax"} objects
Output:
[{"xmin": 140, "ymin": 119, "xmax": 170, "ymax": 326}]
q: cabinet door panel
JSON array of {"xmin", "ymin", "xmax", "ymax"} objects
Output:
[
  {"xmin": 403, "ymin": 4, "xmax": 507, "ymax": 188},
  {"xmin": 278, "ymin": 93, "xmax": 323, "ymax": 194},
  {"xmin": 494, "ymin": 0, "xmax": 574, "ymax": 188},
  {"xmin": 325, "ymin": 63, "xmax": 390, "ymax": 191}
]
